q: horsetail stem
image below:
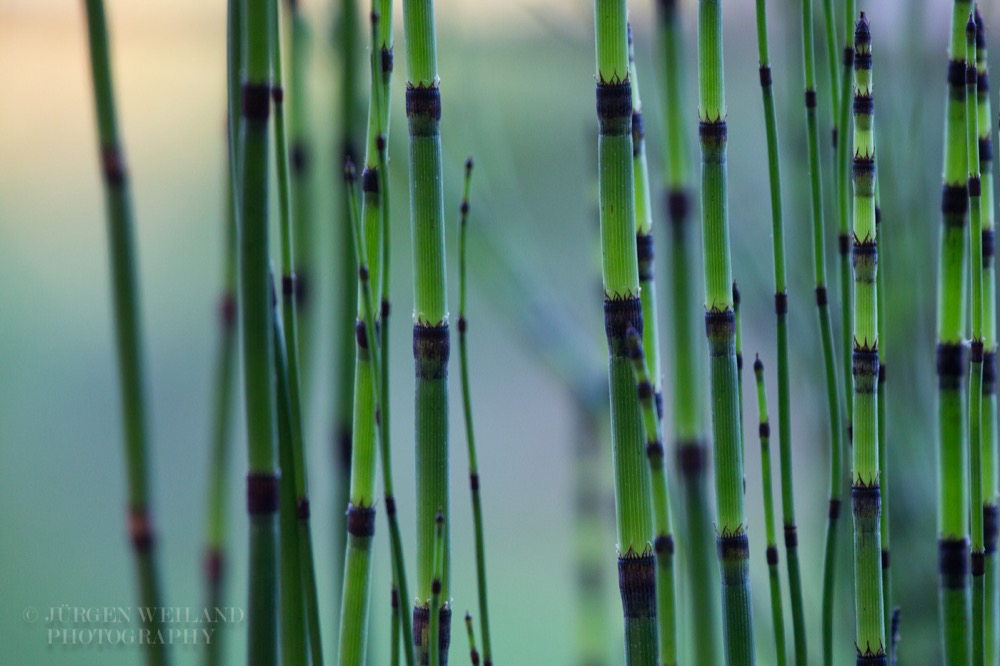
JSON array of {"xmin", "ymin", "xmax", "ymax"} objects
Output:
[
  {"xmin": 753, "ymin": 356, "xmax": 788, "ymax": 666},
  {"xmin": 875, "ymin": 176, "xmax": 893, "ymax": 666},
  {"xmin": 698, "ymin": 0, "xmax": 756, "ymax": 661},
  {"xmin": 975, "ymin": 8, "xmax": 1000, "ymax": 663},
  {"xmin": 819, "ymin": 0, "xmax": 839, "ymax": 151},
  {"xmin": 836, "ymin": 0, "xmax": 856, "ymax": 441},
  {"xmin": 391, "ymin": 584, "xmax": 402, "ymax": 666},
  {"xmin": 83, "ymin": 3, "xmax": 167, "ymax": 664},
  {"xmin": 625, "ymin": 328, "xmax": 679, "ymax": 666},
  {"xmin": 457, "ymin": 158, "xmax": 493, "ymax": 665},
  {"xmin": 938, "ymin": 1, "xmax": 973, "ymax": 663},
  {"xmin": 657, "ymin": 1, "xmax": 722, "ymax": 659},
  {"xmin": 628, "ymin": 25, "xmax": 662, "ymax": 416},
  {"xmin": 964, "ymin": 15, "xmax": 988, "ymax": 666},
  {"xmin": 594, "ymin": 2, "xmax": 657, "ymax": 663},
  {"xmin": 270, "ymin": 4, "xmax": 323, "ymax": 661},
  {"xmin": 236, "ymin": 0, "xmax": 279, "ymax": 661},
  {"xmin": 850, "ymin": 15, "xmax": 887, "ymax": 663},
  {"xmin": 430, "ymin": 511, "xmax": 445, "ymax": 666},
  {"xmin": 734, "ymin": 282, "xmax": 744, "ymax": 464},
  {"xmin": 464, "ymin": 612, "xmax": 480, "ymax": 666}
]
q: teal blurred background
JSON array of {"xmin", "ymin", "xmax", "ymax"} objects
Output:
[{"xmin": 0, "ymin": 0, "xmax": 982, "ymax": 663}]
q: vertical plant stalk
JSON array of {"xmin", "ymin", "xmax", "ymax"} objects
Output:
[
  {"xmin": 753, "ymin": 357, "xmax": 788, "ymax": 666},
  {"xmin": 849, "ymin": 16, "xmax": 886, "ymax": 664},
  {"xmin": 593, "ymin": 1, "xmax": 657, "ymax": 663},
  {"xmin": 430, "ymin": 511, "xmax": 445, "ymax": 666},
  {"xmin": 836, "ymin": 0, "xmax": 856, "ymax": 442},
  {"xmin": 237, "ymin": 0, "xmax": 279, "ymax": 663},
  {"xmin": 457, "ymin": 159, "xmax": 493, "ymax": 665},
  {"xmin": 626, "ymin": 329, "xmax": 679, "ymax": 666},
  {"xmin": 975, "ymin": 8, "xmax": 1000, "ymax": 664},
  {"xmin": 657, "ymin": 2, "xmax": 721, "ymax": 660},
  {"xmin": 402, "ymin": 0, "xmax": 452, "ymax": 660},
  {"xmin": 875, "ymin": 178, "xmax": 893, "ymax": 666},
  {"xmin": 734, "ymin": 282, "xmax": 744, "ymax": 462},
  {"xmin": 698, "ymin": 0, "xmax": 756, "ymax": 662},
  {"xmin": 464, "ymin": 612, "xmax": 480, "ymax": 666},
  {"xmin": 964, "ymin": 16, "xmax": 987, "ymax": 666},
  {"xmin": 937, "ymin": 1, "xmax": 973, "ymax": 663},
  {"xmin": 820, "ymin": 0, "xmax": 838, "ymax": 152},
  {"xmin": 82, "ymin": 3, "xmax": 167, "ymax": 665}
]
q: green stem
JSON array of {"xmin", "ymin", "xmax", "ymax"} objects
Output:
[
  {"xmin": 754, "ymin": 357, "xmax": 787, "ymax": 666},
  {"xmin": 83, "ymin": 3, "xmax": 168, "ymax": 665},
  {"xmin": 698, "ymin": 0, "xmax": 755, "ymax": 662},
  {"xmin": 430, "ymin": 511, "xmax": 445, "ymax": 666},
  {"xmin": 464, "ymin": 612, "xmax": 480, "ymax": 666},
  {"xmin": 876, "ymin": 181, "xmax": 892, "ymax": 666},
  {"xmin": 836, "ymin": 0, "xmax": 856, "ymax": 447}
]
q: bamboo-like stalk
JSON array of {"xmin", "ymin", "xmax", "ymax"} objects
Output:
[
  {"xmin": 656, "ymin": 2, "xmax": 721, "ymax": 660},
  {"xmin": 430, "ymin": 511, "xmax": 445, "ymax": 666},
  {"xmin": 937, "ymin": 2, "xmax": 973, "ymax": 663},
  {"xmin": 753, "ymin": 356, "xmax": 788, "ymax": 666},
  {"xmin": 593, "ymin": 2, "xmax": 657, "ymax": 663},
  {"xmin": 734, "ymin": 282, "xmax": 744, "ymax": 462},
  {"xmin": 235, "ymin": 0, "xmax": 279, "ymax": 662},
  {"xmin": 625, "ymin": 329, "xmax": 679, "ymax": 666},
  {"xmin": 976, "ymin": 8, "xmax": 1000, "ymax": 664},
  {"xmin": 819, "ymin": 0, "xmax": 838, "ymax": 152},
  {"xmin": 464, "ymin": 612, "xmax": 480, "ymax": 666},
  {"xmin": 82, "ymin": 3, "xmax": 168, "ymax": 664},
  {"xmin": 697, "ymin": 0, "xmax": 756, "ymax": 662},
  {"xmin": 457, "ymin": 158, "xmax": 493, "ymax": 665},
  {"xmin": 964, "ymin": 16, "xmax": 987, "ymax": 666},
  {"xmin": 875, "ymin": 178, "xmax": 893, "ymax": 666},
  {"xmin": 849, "ymin": 15, "xmax": 886, "ymax": 664},
  {"xmin": 401, "ymin": 0, "xmax": 453, "ymax": 660}
]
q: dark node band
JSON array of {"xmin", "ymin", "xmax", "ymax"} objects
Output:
[
  {"xmin": 971, "ymin": 339, "xmax": 985, "ymax": 363},
  {"xmin": 967, "ymin": 63, "xmax": 978, "ymax": 86},
  {"xmin": 645, "ymin": 440, "xmax": 664, "ymax": 460},
  {"xmin": 355, "ymin": 319, "xmax": 372, "ymax": 350},
  {"xmin": 604, "ymin": 296, "xmax": 643, "ymax": 355},
  {"xmin": 242, "ymin": 82, "xmax": 271, "ymax": 120},
  {"xmin": 676, "ymin": 442, "xmax": 707, "ymax": 476},
  {"xmin": 937, "ymin": 343, "xmax": 967, "ymax": 389},
  {"xmin": 405, "ymin": 85, "xmax": 441, "ymax": 119},
  {"xmin": 948, "ymin": 59, "xmax": 966, "ymax": 89},
  {"xmin": 281, "ymin": 272, "xmax": 299, "ymax": 299},
  {"xmin": 457, "ymin": 315, "xmax": 467, "ymax": 334},
  {"xmin": 775, "ymin": 291, "xmax": 788, "ymax": 315},
  {"xmin": 631, "ymin": 111, "xmax": 645, "ymax": 146},
  {"xmin": 882, "ymin": 548, "xmax": 890, "ymax": 570},
  {"xmin": 816, "ymin": 285, "xmax": 828, "ymax": 306},
  {"xmin": 291, "ymin": 141, "xmax": 309, "ymax": 174},
  {"xmin": 942, "ymin": 183, "xmax": 970, "ymax": 216},
  {"xmin": 851, "ymin": 485, "xmax": 881, "ymax": 517},
  {"xmin": 219, "ymin": 292, "xmax": 236, "ymax": 328},
  {"xmin": 980, "ymin": 137, "xmax": 993, "ymax": 163},
  {"xmin": 296, "ymin": 498, "xmax": 310, "ymax": 520},
  {"xmin": 381, "ymin": 298, "xmax": 391, "ymax": 318},
  {"xmin": 460, "ymin": 200, "xmax": 470, "ymax": 216},
  {"xmin": 101, "ymin": 146, "xmax": 126, "ymax": 186},
  {"xmin": 854, "ymin": 53, "xmax": 872, "ymax": 71},
  {"xmin": 698, "ymin": 119, "xmax": 727, "ymax": 143},
  {"xmin": 972, "ymin": 551, "xmax": 985, "ymax": 576},
  {"xmin": 636, "ymin": 234, "xmax": 654, "ymax": 281},
  {"xmin": 969, "ymin": 175, "xmax": 981, "ymax": 198},
  {"xmin": 431, "ymin": 578, "xmax": 442, "ymax": 595},
  {"xmin": 704, "ymin": 309, "xmax": 735, "ymax": 350},
  {"xmin": 875, "ymin": 206, "xmax": 882, "ymax": 225},
  {"xmin": 939, "ymin": 538, "xmax": 970, "ymax": 588},
  {"xmin": 878, "ymin": 362, "xmax": 886, "ymax": 385},
  {"xmin": 829, "ymin": 498, "xmax": 842, "ymax": 520},
  {"xmin": 247, "ymin": 473, "xmax": 279, "ymax": 515},
  {"xmin": 637, "ymin": 380, "xmax": 654, "ymax": 401},
  {"xmin": 853, "ymin": 349, "xmax": 880, "ymax": 391},
  {"xmin": 783, "ymin": 525, "xmax": 798, "ymax": 549},
  {"xmin": 667, "ymin": 189, "xmax": 689, "ymax": 222},
  {"xmin": 413, "ymin": 324, "xmax": 450, "ymax": 379},
  {"xmin": 736, "ymin": 353, "xmax": 743, "ymax": 372},
  {"xmin": 853, "ymin": 95, "xmax": 874, "ymax": 115},
  {"xmin": 203, "ymin": 548, "xmax": 224, "ymax": 582},
  {"xmin": 984, "ymin": 352, "xmax": 997, "ymax": 391},
  {"xmin": 852, "ymin": 239, "xmax": 877, "ymax": 262},
  {"xmin": 732, "ymin": 283, "xmax": 741, "ymax": 305},
  {"xmin": 346, "ymin": 503, "xmax": 376, "ymax": 537},
  {"xmin": 852, "ymin": 156, "xmax": 876, "ymax": 178},
  {"xmin": 655, "ymin": 391, "xmax": 663, "ymax": 421},
  {"xmin": 856, "ymin": 654, "xmax": 887, "ymax": 665},
  {"xmin": 412, "ymin": 605, "xmax": 452, "ymax": 654},
  {"xmin": 271, "ymin": 85, "xmax": 284, "ymax": 105},
  {"xmin": 654, "ymin": 535, "xmax": 675, "ymax": 555},
  {"xmin": 855, "ymin": 16, "xmax": 871, "ymax": 45},
  {"xmin": 618, "ymin": 554, "xmax": 656, "ymax": 619},
  {"xmin": 839, "ymin": 233, "xmax": 851, "ymax": 255},
  {"xmin": 980, "ymin": 71, "xmax": 991, "ymax": 94},
  {"xmin": 384, "ymin": 494, "xmax": 396, "ymax": 516},
  {"xmin": 759, "ymin": 422, "xmax": 770, "ymax": 439},
  {"xmin": 469, "ymin": 472, "xmax": 480, "ymax": 492},
  {"xmin": 128, "ymin": 507, "xmax": 154, "ymax": 551},
  {"xmin": 361, "ymin": 167, "xmax": 379, "ymax": 194},
  {"xmin": 805, "ymin": 89, "xmax": 816, "ymax": 109},
  {"xmin": 766, "ymin": 545, "xmax": 778, "ymax": 566},
  {"xmin": 380, "ymin": 47, "xmax": 393, "ymax": 74},
  {"xmin": 984, "ymin": 229, "xmax": 996, "ymax": 264},
  {"xmin": 843, "ymin": 46, "xmax": 854, "ymax": 68},
  {"xmin": 985, "ymin": 505, "xmax": 999, "ymax": 553},
  {"xmin": 759, "ymin": 65, "xmax": 772, "ymax": 88},
  {"xmin": 595, "ymin": 82, "xmax": 632, "ymax": 135},
  {"xmin": 718, "ymin": 533, "xmax": 750, "ymax": 560}
]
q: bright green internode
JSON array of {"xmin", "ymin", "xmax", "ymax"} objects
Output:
[
  {"xmin": 464, "ymin": 611, "xmax": 480, "ymax": 666},
  {"xmin": 836, "ymin": 0, "xmax": 856, "ymax": 452},
  {"xmin": 595, "ymin": 0, "xmax": 629, "ymax": 82}
]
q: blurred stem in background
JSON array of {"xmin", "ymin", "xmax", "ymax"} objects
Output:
[
  {"xmin": 975, "ymin": 8, "xmax": 1000, "ymax": 665},
  {"xmin": 835, "ymin": 0, "xmax": 855, "ymax": 453},
  {"xmin": 753, "ymin": 357, "xmax": 787, "ymax": 666},
  {"xmin": 593, "ymin": 0, "xmax": 657, "ymax": 662},
  {"xmin": 656, "ymin": 1, "xmax": 721, "ymax": 661},
  {"xmin": 697, "ymin": 0, "xmax": 756, "ymax": 662},
  {"xmin": 82, "ymin": 2, "xmax": 168, "ymax": 664},
  {"xmin": 937, "ymin": 1, "xmax": 973, "ymax": 664}
]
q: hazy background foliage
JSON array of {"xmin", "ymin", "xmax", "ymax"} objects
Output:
[{"xmin": 0, "ymin": 0, "xmax": 991, "ymax": 662}]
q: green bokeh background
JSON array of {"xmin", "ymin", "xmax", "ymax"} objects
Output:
[{"xmin": 0, "ymin": 0, "xmax": 971, "ymax": 663}]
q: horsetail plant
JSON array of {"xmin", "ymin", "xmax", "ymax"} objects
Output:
[
  {"xmin": 975, "ymin": 8, "xmax": 1000, "ymax": 663},
  {"xmin": 656, "ymin": 2, "xmax": 721, "ymax": 660},
  {"xmin": 753, "ymin": 356, "xmax": 787, "ymax": 666},
  {"xmin": 937, "ymin": 1, "xmax": 973, "ymax": 663},
  {"xmin": 236, "ymin": 0, "xmax": 280, "ymax": 661},
  {"xmin": 836, "ymin": 0, "xmax": 856, "ymax": 440},
  {"xmin": 850, "ymin": 15, "xmax": 887, "ymax": 663},
  {"xmin": 82, "ymin": 2, "xmax": 167, "ymax": 663},
  {"xmin": 875, "ymin": 178, "xmax": 893, "ymax": 666},
  {"xmin": 464, "ymin": 612, "xmax": 480, "ymax": 666},
  {"xmin": 457, "ymin": 158, "xmax": 493, "ymax": 665},
  {"xmin": 401, "ymin": 0, "xmax": 454, "ymax": 659},
  {"xmin": 626, "ymin": 328, "xmax": 679, "ymax": 666},
  {"xmin": 430, "ymin": 510, "xmax": 446, "ymax": 666},
  {"xmin": 698, "ymin": 0, "xmax": 756, "ymax": 661},
  {"xmin": 964, "ymin": 15, "xmax": 988, "ymax": 666},
  {"xmin": 593, "ymin": 1, "xmax": 657, "ymax": 662}
]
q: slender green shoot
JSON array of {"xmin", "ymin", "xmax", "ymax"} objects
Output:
[
  {"xmin": 875, "ymin": 174, "xmax": 893, "ymax": 666},
  {"xmin": 753, "ymin": 356, "xmax": 787, "ymax": 666},
  {"xmin": 836, "ymin": 0, "xmax": 856, "ymax": 441},
  {"xmin": 464, "ymin": 612, "xmax": 480, "ymax": 666},
  {"xmin": 430, "ymin": 511, "xmax": 445, "ymax": 666}
]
